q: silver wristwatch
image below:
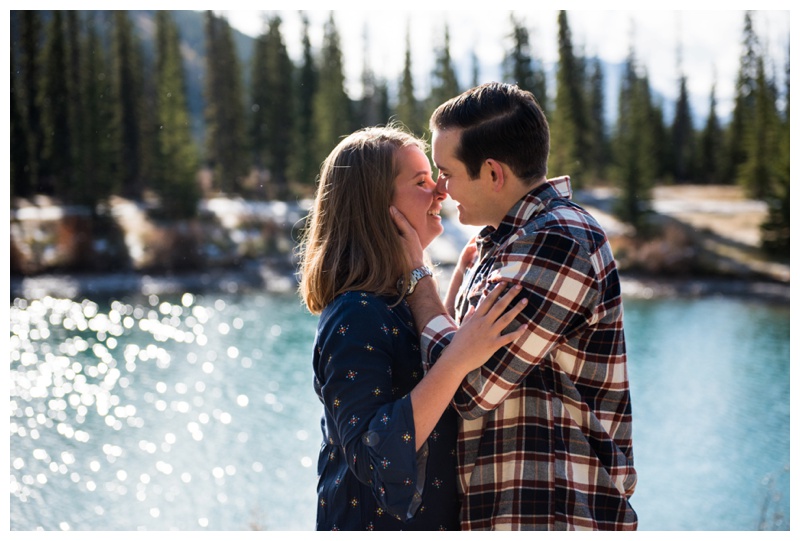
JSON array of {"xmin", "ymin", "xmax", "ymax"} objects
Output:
[{"xmin": 398, "ymin": 265, "xmax": 433, "ymax": 295}]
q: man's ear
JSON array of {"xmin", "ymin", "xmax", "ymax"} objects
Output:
[{"xmin": 485, "ymin": 159, "xmax": 505, "ymax": 193}]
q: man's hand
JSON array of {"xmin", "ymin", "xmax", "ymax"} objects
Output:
[
  {"xmin": 446, "ymin": 282, "xmax": 527, "ymax": 368},
  {"xmin": 457, "ymin": 237, "xmax": 478, "ymax": 272}
]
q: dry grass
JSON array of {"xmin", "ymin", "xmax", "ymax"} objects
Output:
[{"xmin": 651, "ymin": 185, "xmax": 768, "ymax": 248}]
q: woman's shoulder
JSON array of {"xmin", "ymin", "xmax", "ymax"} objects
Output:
[
  {"xmin": 320, "ymin": 291, "xmax": 390, "ymax": 321},
  {"xmin": 316, "ymin": 292, "xmax": 413, "ymax": 350},
  {"xmin": 324, "ymin": 290, "xmax": 394, "ymax": 312},
  {"xmin": 320, "ymin": 291, "xmax": 410, "ymax": 328}
]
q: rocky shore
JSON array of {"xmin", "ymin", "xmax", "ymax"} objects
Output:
[{"xmin": 9, "ymin": 185, "xmax": 789, "ymax": 304}]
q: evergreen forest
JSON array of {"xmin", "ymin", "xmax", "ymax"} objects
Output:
[{"xmin": 9, "ymin": 10, "xmax": 790, "ymax": 257}]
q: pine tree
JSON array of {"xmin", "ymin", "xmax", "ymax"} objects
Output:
[
  {"xmin": 356, "ymin": 24, "xmax": 383, "ymax": 128},
  {"xmin": 375, "ymin": 79, "xmax": 391, "ymax": 126},
  {"xmin": 19, "ymin": 11, "xmax": 45, "ymax": 194},
  {"xmin": 8, "ymin": 54, "xmax": 31, "ymax": 197},
  {"xmin": 288, "ymin": 12, "xmax": 319, "ymax": 190},
  {"xmin": 550, "ymin": 10, "xmax": 588, "ymax": 186},
  {"xmin": 39, "ymin": 11, "xmax": 74, "ymax": 197},
  {"xmin": 697, "ymin": 81, "xmax": 723, "ymax": 184},
  {"xmin": 761, "ymin": 47, "xmax": 789, "ymax": 255},
  {"xmin": 613, "ymin": 46, "xmax": 655, "ymax": 229},
  {"xmin": 354, "ymin": 25, "xmax": 391, "ymax": 130},
  {"xmin": 395, "ymin": 25, "xmax": 422, "ymax": 136},
  {"xmin": 203, "ymin": 10, "xmax": 247, "ymax": 194},
  {"xmin": 250, "ymin": 19, "xmax": 271, "ymax": 175},
  {"xmin": 80, "ymin": 12, "xmax": 116, "ymax": 207},
  {"xmin": 428, "ymin": 23, "xmax": 460, "ymax": 122},
  {"xmin": 249, "ymin": 14, "xmax": 293, "ymax": 199},
  {"xmin": 203, "ymin": 10, "xmax": 221, "ymax": 189},
  {"xmin": 503, "ymin": 13, "xmax": 547, "ymax": 113},
  {"xmin": 504, "ymin": 14, "xmax": 534, "ymax": 89},
  {"xmin": 585, "ymin": 56, "xmax": 607, "ymax": 182},
  {"xmin": 64, "ymin": 11, "xmax": 86, "ymax": 204},
  {"xmin": 137, "ymin": 23, "xmax": 160, "ymax": 203},
  {"xmin": 726, "ymin": 11, "xmax": 760, "ymax": 184},
  {"xmin": 10, "ymin": 40, "xmax": 32, "ymax": 199},
  {"xmin": 647, "ymin": 97, "xmax": 670, "ymax": 185},
  {"xmin": 111, "ymin": 10, "xmax": 146, "ymax": 200},
  {"xmin": 670, "ymin": 74, "xmax": 695, "ymax": 182},
  {"xmin": 470, "ymin": 51, "xmax": 480, "ymax": 88},
  {"xmin": 312, "ymin": 13, "xmax": 352, "ymax": 171},
  {"xmin": 154, "ymin": 10, "xmax": 200, "ymax": 218},
  {"xmin": 737, "ymin": 53, "xmax": 780, "ymax": 200}
]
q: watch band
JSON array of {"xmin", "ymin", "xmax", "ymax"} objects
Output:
[{"xmin": 398, "ymin": 265, "xmax": 433, "ymax": 295}]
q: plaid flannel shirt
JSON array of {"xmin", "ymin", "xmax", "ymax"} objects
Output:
[{"xmin": 421, "ymin": 176, "xmax": 637, "ymax": 530}]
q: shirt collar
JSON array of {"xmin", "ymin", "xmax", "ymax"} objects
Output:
[{"xmin": 477, "ymin": 175, "xmax": 572, "ymax": 246}]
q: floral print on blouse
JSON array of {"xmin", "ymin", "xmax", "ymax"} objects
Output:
[{"xmin": 312, "ymin": 291, "xmax": 459, "ymax": 531}]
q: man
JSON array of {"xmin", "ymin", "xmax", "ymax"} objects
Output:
[{"xmin": 392, "ymin": 82, "xmax": 637, "ymax": 530}]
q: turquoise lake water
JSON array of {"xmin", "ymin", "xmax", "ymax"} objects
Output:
[{"xmin": 8, "ymin": 289, "xmax": 790, "ymax": 530}]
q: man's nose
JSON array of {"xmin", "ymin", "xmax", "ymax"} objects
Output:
[{"xmin": 435, "ymin": 176, "xmax": 448, "ymax": 196}]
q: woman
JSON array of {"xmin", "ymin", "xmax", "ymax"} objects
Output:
[{"xmin": 298, "ymin": 125, "xmax": 526, "ymax": 531}]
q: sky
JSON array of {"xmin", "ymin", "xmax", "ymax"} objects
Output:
[{"xmin": 220, "ymin": 3, "xmax": 792, "ymax": 123}]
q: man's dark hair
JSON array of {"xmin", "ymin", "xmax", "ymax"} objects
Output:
[{"xmin": 430, "ymin": 82, "xmax": 550, "ymax": 184}]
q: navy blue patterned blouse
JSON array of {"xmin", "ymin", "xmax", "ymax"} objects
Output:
[{"xmin": 312, "ymin": 291, "xmax": 460, "ymax": 530}]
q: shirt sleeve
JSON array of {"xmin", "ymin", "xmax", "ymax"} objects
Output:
[
  {"xmin": 452, "ymin": 230, "xmax": 600, "ymax": 420},
  {"xmin": 419, "ymin": 313, "xmax": 458, "ymax": 373},
  {"xmin": 317, "ymin": 296, "xmax": 427, "ymax": 520}
]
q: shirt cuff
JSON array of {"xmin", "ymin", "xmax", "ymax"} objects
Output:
[{"xmin": 419, "ymin": 313, "xmax": 458, "ymax": 373}]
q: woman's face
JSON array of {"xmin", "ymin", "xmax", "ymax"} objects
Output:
[{"xmin": 391, "ymin": 145, "xmax": 446, "ymax": 249}]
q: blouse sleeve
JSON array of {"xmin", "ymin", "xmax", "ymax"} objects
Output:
[{"xmin": 317, "ymin": 295, "xmax": 427, "ymax": 521}]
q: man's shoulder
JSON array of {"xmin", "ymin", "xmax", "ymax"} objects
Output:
[
  {"xmin": 497, "ymin": 200, "xmax": 617, "ymax": 282},
  {"xmin": 521, "ymin": 199, "xmax": 608, "ymax": 249}
]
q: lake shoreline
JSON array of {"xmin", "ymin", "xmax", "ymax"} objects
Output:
[
  {"xmin": 9, "ymin": 263, "xmax": 790, "ymax": 306},
  {"xmin": 618, "ymin": 273, "xmax": 789, "ymax": 305},
  {"xmin": 11, "ymin": 185, "xmax": 789, "ymax": 307}
]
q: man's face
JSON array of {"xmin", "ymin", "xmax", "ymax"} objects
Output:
[{"xmin": 431, "ymin": 129, "xmax": 490, "ymax": 227}]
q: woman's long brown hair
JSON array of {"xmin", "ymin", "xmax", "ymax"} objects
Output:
[{"xmin": 297, "ymin": 125, "xmax": 427, "ymax": 315}]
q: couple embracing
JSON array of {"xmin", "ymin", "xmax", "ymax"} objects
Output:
[{"xmin": 298, "ymin": 82, "xmax": 637, "ymax": 531}]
